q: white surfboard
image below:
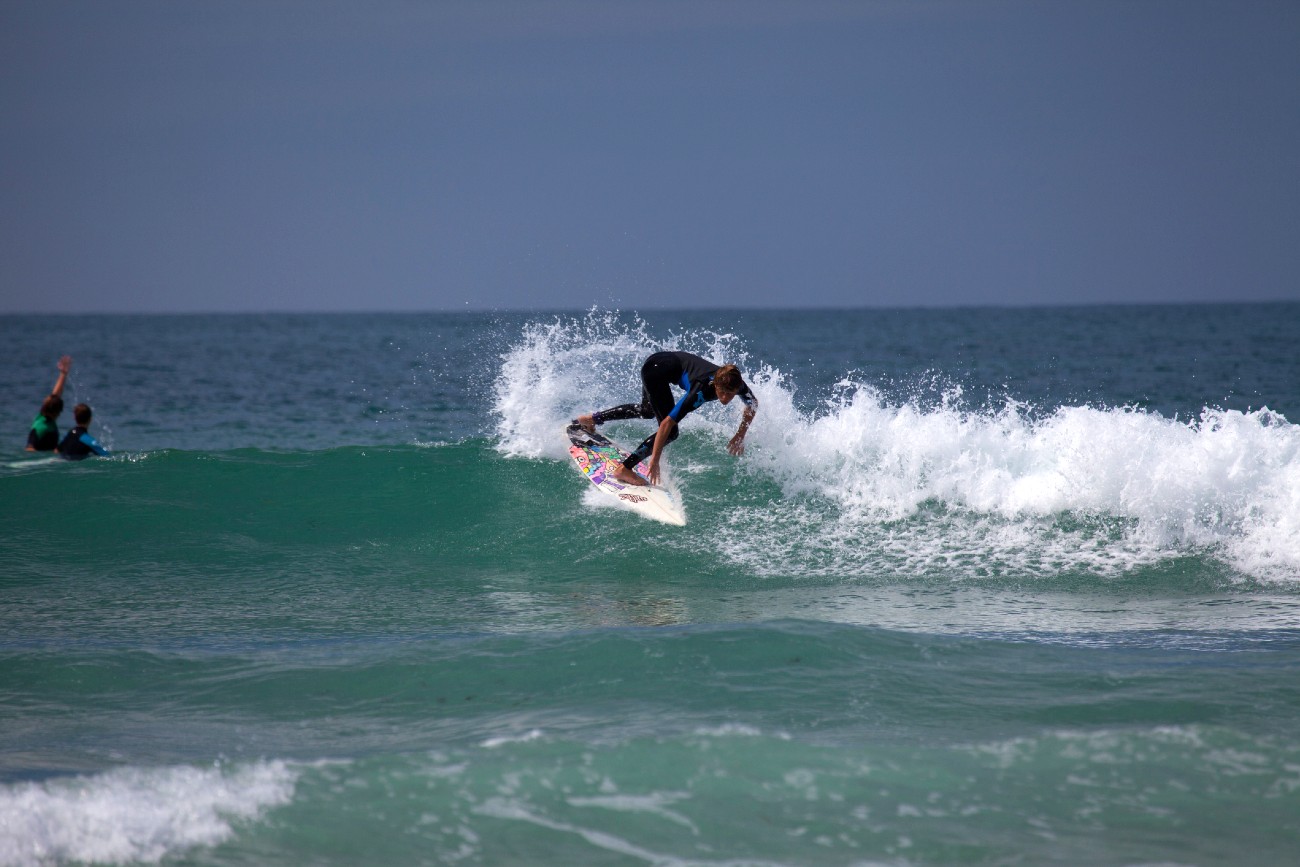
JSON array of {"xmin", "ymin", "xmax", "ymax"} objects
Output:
[
  {"xmin": 566, "ymin": 423, "xmax": 686, "ymax": 526},
  {"xmin": 4, "ymin": 456, "xmax": 63, "ymax": 470}
]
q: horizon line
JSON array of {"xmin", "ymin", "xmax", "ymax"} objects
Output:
[{"xmin": 2, "ymin": 298, "xmax": 1297, "ymax": 317}]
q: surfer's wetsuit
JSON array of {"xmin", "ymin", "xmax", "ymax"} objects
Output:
[
  {"xmin": 27, "ymin": 415, "xmax": 59, "ymax": 452},
  {"xmin": 591, "ymin": 351, "xmax": 757, "ymax": 471},
  {"xmin": 56, "ymin": 426, "xmax": 109, "ymax": 461}
]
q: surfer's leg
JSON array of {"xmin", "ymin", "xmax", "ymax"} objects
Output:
[
  {"xmin": 576, "ymin": 402, "xmax": 646, "ymax": 433},
  {"xmin": 594, "ymin": 402, "xmax": 653, "ymax": 423},
  {"xmin": 614, "ymin": 354, "xmax": 683, "ymax": 478},
  {"xmin": 578, "ymin": 352, "xmax": 675, "ymax": 439},
  {"xmin": 623, "ymin": 436, "xmax": 654, "ymax": 471},
  {"xmin": 640, "ymin": 355, "xmax": 679, "ymax": 421},
  {"xmin": 578, "ymin": 390, "xmax": 656, "ymax": 432},
  {"xmin": 622, "ymin": 424, "xmax": 678, "ymax": 472}
]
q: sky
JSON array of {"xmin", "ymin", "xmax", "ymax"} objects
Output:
[{"xmin": 1, "ymin": 0, "xmax": 1297, "ymax": 313}]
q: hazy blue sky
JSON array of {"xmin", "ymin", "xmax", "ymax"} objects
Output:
[{"xmin": 2, "ymin": 0, "xmax": 1297, "ymax": 313}]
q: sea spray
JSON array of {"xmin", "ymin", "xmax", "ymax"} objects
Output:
[
  {"xmin": 492, "ymin": 310, "xmax": 755, "ymax": 460},
  {"xmin": 491, "ymin": 313, "xmax": 1300, "ymax": 582}
]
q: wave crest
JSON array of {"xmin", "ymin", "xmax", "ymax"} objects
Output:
[
  {"xmin": 493, "ymin": 313, "xmax": 1300, "ymax": 582},
  {"xmin": 0, "ymin": 761, "xmax": 297, "ymax": 866}
]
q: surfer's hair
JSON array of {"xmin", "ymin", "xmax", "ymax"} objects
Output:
[
  {"xmin": 73, "ymin": 403, "xmax": 92, "ymax": 425},
  {"xmin": 714, "ymin": 364, "xmax": 743, "ymax": 394},
  {"xmin": 40, "ymin": 394, "xmax": 63, "ymax": 419}
]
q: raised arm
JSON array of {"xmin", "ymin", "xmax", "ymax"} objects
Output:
[{"xmin": 51, "ymin": 355, "xmax": 72, "ymax": 398}]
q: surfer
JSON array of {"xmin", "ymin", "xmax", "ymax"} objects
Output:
[
  {"xmin": 26, "ymin": 355, "xmax": 72, "ymax": 452},
  {"xmin": 575, "ymin": 351, "xmax": 757, "ymax": 487},
  {"xmin": 57, "ymin": 404, "xmax": 110, "ymax": 460}
]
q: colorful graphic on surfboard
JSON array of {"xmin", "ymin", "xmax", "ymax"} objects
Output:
[{"xmin": 566, "ymin": 423, "xmax": 686, "ymax": 526}]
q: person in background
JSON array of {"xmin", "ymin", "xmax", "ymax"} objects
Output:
[
  {"xmin": 27, "ymin": 355, "xmax": 72, "ymax": 451},
  {"xmin": 57, "ymin": 403, "xmax": 110, "ymax": 460}
]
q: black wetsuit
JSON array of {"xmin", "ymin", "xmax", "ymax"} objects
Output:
[
  {"xmin": 592, "ymin": 351, "xmax": 756, "ymax": 470},
  {"xmin": 27, "ymin": 415, "xmax": 59, "ymax": 451},
  {"xmin": 57, "ymin": 426, "xmax": 109, "ymax": 460}
]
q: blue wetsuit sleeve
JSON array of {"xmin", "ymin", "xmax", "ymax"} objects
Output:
[{"xmin": 81, "ymin": 433, "xmax": 110, "ymax": 456}]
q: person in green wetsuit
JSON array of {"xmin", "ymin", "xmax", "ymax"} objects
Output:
[{"xmin": 26, "ymin": 355, "xmax": 72, "ymax": 452}]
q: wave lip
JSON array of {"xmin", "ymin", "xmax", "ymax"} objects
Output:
[
  {"xmin": 492, "ymin": 313, "xmax": 1300, "ymax": 582},
  {"xmin": 773, "ymin": 391, "xmax": 1300, "ymax": 580},
  {"xmin": 0, "ymin": 761, "xmax": 297, "ymax": 867}
]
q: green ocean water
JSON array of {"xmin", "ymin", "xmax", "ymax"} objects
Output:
[{"xmin": 2, "ymin": 307, "xmax": 1300, "ymax": 865}]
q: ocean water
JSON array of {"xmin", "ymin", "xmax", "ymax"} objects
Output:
[{"xmin": 2, "ymin": 305, "xmax": 1299, "ymax": 866}]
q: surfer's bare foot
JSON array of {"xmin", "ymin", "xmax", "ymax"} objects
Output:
[
  {"xmin": 613, "ymin": 465, "xmax": 647, "ymax": 486},
  {"xmin": 576, "ymin": 414, "xmax": 596, "ymax": 433}
]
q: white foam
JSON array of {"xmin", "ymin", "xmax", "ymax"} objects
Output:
[
  {"xmin": 475, "ymin": 797, "xmax": 790, "ymax": 866},
  {"xmin": 481, "ymin": 729, "xmax": 547, "ymax": 748},
  {"xmin": 743, "ymin": 383, "xmax": 1300, "ymax": 581},
  {"xmin": 566, "ymin": 792, "xmax": 698, "ymax": 832},
  {"xmin": 0, "ymin": 760, "xmax": 298, "ymax": 867},
  {"xmin": 493, "ymin": 314, "xmax": 1300, "ymax": 582},
  {"xmin": 692, "ymin": 724, "xmax": 767, "ymax": 738},
  {"xmin": 492, "ymin": 310, "xmax": 749, "ymax": 461}
]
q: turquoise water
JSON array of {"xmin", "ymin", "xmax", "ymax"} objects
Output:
[{"xmin": 2, "ymin": 306, "xmax": 1299, "ymax": 865}]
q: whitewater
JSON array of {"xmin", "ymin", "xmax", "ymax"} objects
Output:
[{"xmin": 494, "ymin": 311, "xmax": 1300, "ymax": 583}]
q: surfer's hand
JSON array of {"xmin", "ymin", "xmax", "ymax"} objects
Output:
[{"xmin": 648, "ymin": 459, "xmax": 662, "ymax": 485}]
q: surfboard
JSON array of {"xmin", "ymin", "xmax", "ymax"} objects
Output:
[
  {"xmin": 4, "ymin": 456, "xmax": 63, "ymax": 470},
  {"xmin": 565, "ymin": 423, "xmax": 686, "ymax": 526}
]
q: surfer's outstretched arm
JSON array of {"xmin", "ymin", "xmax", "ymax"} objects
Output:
[
  {"xmin": 728, "ymin": 404, "xmax": 755, "ymax": 456},
  {"xmin": 646, "ymin": 416, "xmax": 677, "ymax": 485}
]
